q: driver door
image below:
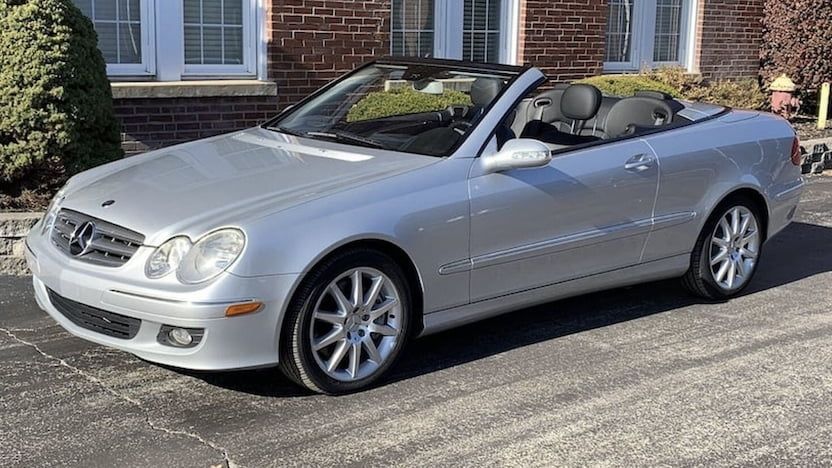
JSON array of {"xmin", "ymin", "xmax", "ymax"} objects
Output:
[{"xmin": 468, "ymin": 138, "xmax": 659, "ymax": 301}]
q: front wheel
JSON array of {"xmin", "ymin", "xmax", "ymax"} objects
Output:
[
  {"xmin": 279, "ymin": 249, "xmax": 411, "ymax": 394},
  {"xmin": 682, "ymin": 198, "xmax": 763, "ymax": 299}
]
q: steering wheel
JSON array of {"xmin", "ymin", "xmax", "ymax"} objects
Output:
[{"xmin": 445, "ymin": 104, "xmax": 470, "ymax": 120}]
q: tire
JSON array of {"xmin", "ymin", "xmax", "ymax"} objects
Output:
[
  {"xmin": 278, "ymin": 249, "xmax": 412, "ymax": 394},
  {"xmin": 682, "ymin": 196, "xmax": 764, "ymax": 300}
]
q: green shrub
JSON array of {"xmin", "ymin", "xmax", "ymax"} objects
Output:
[
  {"xmin": 347, "ymin": 87, "xmax": 473, "ymax": 122},
  {"xmin": 577, "ymin": 67, "xmax": 767, "ymax": 111},
  {"xmin": 575, "ymin": 74, "xmax": 682, "ymax": 98},
  {"xmin": 645, "ymin": 67, "xmax": 703, "ymax": 93},
  {"xmin": 685, "ymin": 79, "xmax": 768, "ymax": 110},
  {"xmin": 0, "ymin": 0, "xmax": 122, "ymax": 203}
]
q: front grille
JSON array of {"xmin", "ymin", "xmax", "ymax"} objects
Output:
[
  {"xmin": 50, "ymin": 209, "xmax": 145, "ymax": 267},
  {"xmin": 47, "ymin": 288, "xmax": 141, "ymax": 340}
]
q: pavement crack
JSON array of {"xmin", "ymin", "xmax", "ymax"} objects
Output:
[{"xmin": 0, "ymin": 327, "xmax": 240, "ymax": 468}]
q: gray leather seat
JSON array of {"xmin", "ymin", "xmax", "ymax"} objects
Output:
[
  {"xmin": 520, "ymin": 84, "xmax": 603, "ymax": 145},
  {"xmin": 603, "ymin": 96, "xmax": 675, "ymax": 138}
]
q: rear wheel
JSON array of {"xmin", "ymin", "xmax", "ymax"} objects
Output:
[
  {"xmin": 682, "ymin": 198, "xmax": 763, "ymax": 299},
  {"xmin": 279, "ymin": 249, "xmax": 411, "ymax": 394}
]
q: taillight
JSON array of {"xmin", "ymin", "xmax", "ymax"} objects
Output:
[{"xmin": 791, "ymin": 136, "xmax": 802, "ymax": 166}]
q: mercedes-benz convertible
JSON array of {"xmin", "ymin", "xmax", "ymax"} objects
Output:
[{"xmin": 26, "ymin": 57, "xmax": 804, "ymax": 393}]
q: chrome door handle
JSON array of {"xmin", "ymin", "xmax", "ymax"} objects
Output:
[{"xmin": 624, "ymin": 154, "xmax": 655, "ymax": 172}]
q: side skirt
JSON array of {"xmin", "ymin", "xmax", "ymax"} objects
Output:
[{"xmin": 419, "ymin": 253, "xmax": 690, "ymax": 337}]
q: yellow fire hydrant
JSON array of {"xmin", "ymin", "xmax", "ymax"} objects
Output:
[{"xmin": 770, "ymin": 74, "xmax": 800, "ymax": 119}]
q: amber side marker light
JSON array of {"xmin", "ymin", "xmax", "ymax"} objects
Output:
[{"xmin": 226, "ymin": 301, "xmax": 263, "ymax": 317}]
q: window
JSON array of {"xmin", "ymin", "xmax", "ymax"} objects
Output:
[
  {"xmin": 391, "ymin": 0, "xmax": 517, "ymax": 64},
  {"xmin": 72, "ymin": 0, "xmax": 261, "ymax": 80},
  {"xmin": 605, "ymin": 0, "xmax": 634, "ymax": 63},
  {"xmin": 73, "ymin": 0, "xmax": 154, "ymax": 75},
  {"xmin": 653, "ymin": 0, "xmax": 684, "ymax": 62},
  {"xmin": 603, "ymin": 0, "xmax": 694, "ymax": 71},
  {"xmin": 463, "ymin": 0, "xmax": 501, "ymax": 62},
  {"xmin": 391, "ymin": 0, "xmax": 435, "ymax": 57},
  {"xmin": 184, "ymin": 0, "xmax": 256, "ymax": 75}
]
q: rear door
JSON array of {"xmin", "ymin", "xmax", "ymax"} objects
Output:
[{"xmin": 467, "ymin": 138, "xmax": 659, "ymax": 302}]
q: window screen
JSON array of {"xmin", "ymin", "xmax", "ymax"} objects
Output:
[
  {"xmin": 462, "ymin": 0, "xmax": 501, "ymax": 63},
  {"xmin": 605, "ymin": 0, "xmax": 634, "ymax": 63},
  {"xmin": 653, "ymin": 0, "xmax": 684, "ymax": 62},
  {"xmin": 73, "ymin": 0, "xmax": 142, "ymax": 64},
  {"xmin": 184, "ymin": 0, "xmax": 244, "ymax": 65},
  {"xmin": 391, "ymin": 0, "xmax": 435, "ymax": 57}
]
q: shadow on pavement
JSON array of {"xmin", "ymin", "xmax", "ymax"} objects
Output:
[{"xmin": 164, "ymin": 221, "xmax": 832, "ymax": 396}]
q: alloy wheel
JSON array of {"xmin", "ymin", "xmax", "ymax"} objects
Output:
[
  {"xmin": 309, "ymin": 267, "xmax": 403, "ymax": 382},
  {"xmin": 709, "ymin": 206, "xmax": 760, "ymax": 291}
]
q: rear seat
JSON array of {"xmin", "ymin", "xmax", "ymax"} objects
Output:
[
  {"xmin": 520, "ymin": 84, "xmax": 604, "ymax": 146},
  {"xmin": 519, "ymin": 85, "xmax": 679, "ymax": 143}
]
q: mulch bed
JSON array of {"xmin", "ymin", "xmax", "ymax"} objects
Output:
[{"xmin": 792, "ymin": 116, "xmax": 832, "ymax": 141}]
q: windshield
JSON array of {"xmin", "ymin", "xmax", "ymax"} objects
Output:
[{"xmin": 267, "ymin": 62, "xmax": 517, "ymax": 157}]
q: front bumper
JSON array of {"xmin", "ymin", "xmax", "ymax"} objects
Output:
[{"xmin": 26, "ymin": 228, "xmax": 299, "ymax": 371}]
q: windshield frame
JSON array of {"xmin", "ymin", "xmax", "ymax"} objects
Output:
[{"xmin": 261, "ymin": 57, "xmax": 529, "ymax": 158}]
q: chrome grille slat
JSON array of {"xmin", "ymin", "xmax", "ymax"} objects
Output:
[
  {"xmin": 50, "ymin": 209, "xmax": 145, "ymax": 267},
  {"xmin": 88, "ymin": 237, "xmax": 136, "ymax": 257}
]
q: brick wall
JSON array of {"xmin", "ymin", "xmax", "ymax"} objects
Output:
[
  {"xmin": 113, "ymin": 96, "xmax": 280, "ymax": 156},
  {"xmin": 268, "ymin": 0, "xmax": 391, "ymax": 106},
  {"xmin": 520, "ymin": 0, "xmax": 607, "ymax": 83},
  {"xmin": 695, "ymin": 0, "xmax": 764, "ymax": 79}
]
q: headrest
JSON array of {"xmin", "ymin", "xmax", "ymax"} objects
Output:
[
  {"xmin": 470, "ymin": 78, "xmax": 503, "ymax": 107},
  {"xmin": 560, "ymin": 84, "xmax": 603, "ymax": 121}
]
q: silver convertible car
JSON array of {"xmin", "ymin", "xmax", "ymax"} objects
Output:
[{"xmin": 26, "ymin": 58, "xmax": 804, "ymax": 393}]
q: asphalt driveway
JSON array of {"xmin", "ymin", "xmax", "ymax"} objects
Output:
[{"xmin": 3, "ymin": 177, "xmax": 832, "ymax": 467}]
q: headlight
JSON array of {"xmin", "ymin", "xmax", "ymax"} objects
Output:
[
  {"xmin": 41, "ymin": 188, "xmax": 67, "ymax": 235},
  {"xmin": 176, "ymin": 229, "xmax": 245, "ymax": 284},
  {"xmin": 145, "ymin": 236, "xmax": 192, "ymax": 279}
]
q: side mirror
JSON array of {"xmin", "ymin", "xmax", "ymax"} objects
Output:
[{"xmin": 482, "ymin": 138, "xmax": 552, "ymax": 173}]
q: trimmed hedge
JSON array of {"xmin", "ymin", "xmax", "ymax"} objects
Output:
[
  {"xmin": 347, "ymin": 87, "xmax": 472, "ymax": 122},
  {"xmin": 684, "ymin": 79, "xmax": 768, "ymax": 111},
  {"xmin": 575, "ymin": 75, "xmax": 682, "ymax": 98},
  {"xmin": 577, "ymin": 68, "xmax": 767, "ymax": 111},
  {"xmin": 648, "ymin": 67, "xmax": 767, "ymax": 110},
  {"xmin": 0, "ymin": 0, "xmax": 121, "ymax": 201}
]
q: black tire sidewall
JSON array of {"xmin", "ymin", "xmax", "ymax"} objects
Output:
[
  {"xmin": 697, "ymin": 198, "xmax": 763, "ymax": 299},
  {"xmin": 285, "ymin": 250, "xmax": 412, "ymax": 394}
]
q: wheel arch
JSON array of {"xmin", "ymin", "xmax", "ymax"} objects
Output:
[
  {"xmin": 708, "ymin": 186, "xmax": 770, "ymax": 241},
  {"xmin": 280, "ymin": 237, "xmax": 426, "ymax": 339}
]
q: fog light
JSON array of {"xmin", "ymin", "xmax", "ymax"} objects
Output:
[
  {"xmin": 157, "ymin": 325, "xmax": 204, "ymax": 348},
  {"xmin": 168, "ymin": 328, "xmax": 193, "ymax": 346}
]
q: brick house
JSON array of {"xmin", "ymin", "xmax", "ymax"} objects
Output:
[{"xmin": 72, "ymin": 0, "xmax": 763, "ymax": 154}]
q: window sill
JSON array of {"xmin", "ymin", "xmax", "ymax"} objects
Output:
[{"xmin": 111, "ymin": 80, "xmax": 277, "ymax": 99}]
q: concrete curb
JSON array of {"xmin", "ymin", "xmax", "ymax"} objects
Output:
[{"xmin": 0, "ymin": 212, "xmax": 41, "ymax": 275}]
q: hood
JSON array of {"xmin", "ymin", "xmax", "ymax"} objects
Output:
[{"xmin": 61, "ymin": 128, "xmax": 438, "ymax": 245}]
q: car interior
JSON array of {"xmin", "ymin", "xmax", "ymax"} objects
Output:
[
  {"xmin": 503, "ymin": 83, "xmax": 688, "ymax": 152},
  {"xmin": 274, "ymin": 62, "xmax": 692, "ymax": 157},
  {"xmin": 367, "ymin": 79, "xmax": 690, "ymax": 155}
]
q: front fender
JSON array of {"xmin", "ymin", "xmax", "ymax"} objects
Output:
[{"xmin": 228, "ymin": 158, "xmax": 474, "ymax": 315}]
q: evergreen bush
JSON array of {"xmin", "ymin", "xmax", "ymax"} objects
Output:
[{"xmin": 0, "ymin": 0, "xmax": 121, "ymax": 208}]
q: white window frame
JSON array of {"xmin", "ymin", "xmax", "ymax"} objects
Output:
[
  {"xmin": 603, "ymin": 0, "xmax": 697, "ymax": 72},
  {"xmin": 83, "ymin": 0, "xmax": 264, "ymax": 81},
  {"xmin": 182, "ymin": 0, "xmax": 259, "ymax": 77},
  {"xmin": 89, "ymin": 0, "xmax": 157, "ymax": 76},
  {"xmin": 393, "ymin": 0, "xmax": 521, "ymax": 65}
]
